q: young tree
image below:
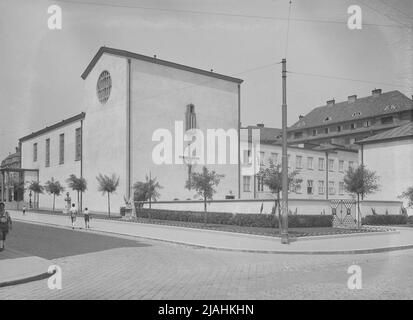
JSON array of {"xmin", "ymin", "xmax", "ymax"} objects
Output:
[
  {"xmin": 28, "ymin": 181, "xmax": 44, "ymax": 209},
  {"xmin": 45, "ymin": 178, "xmax": 65, "ymax": 212},
  {"xmin": 133, "ymin": 176, "xmax": 162, "ymax": 202},
  {"xmin": 344, "ymin": 164, "xmax": 380, "ymax": 227},
  {"xmin": 96, "ymin": 173, "xmax": 119, "ymax": 217},
  {"xmin": 66, "ymin": 174, "xmax": 87, "ymax": 212},
  {"xmin": 185, "ymin": 166, "xmax": 224, "ymax": 224},
  {"xmin": 400, "ymin": 186, "xmax": 413, "ymax": 208},
  {"xmin": 133, "ymin": 176, "xmax": 162, "ymax": 219},
  {"xmin": 258, "ymin": 161, "xmax": 302, "ymax": 222}
]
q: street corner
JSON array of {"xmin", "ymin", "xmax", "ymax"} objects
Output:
[{"xmin": 0, "ymin": 250, "xmax": 55, "ymax": 288}]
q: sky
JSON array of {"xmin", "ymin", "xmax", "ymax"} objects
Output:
[{"xmin": 0, "ymin": 0, "xmax": 412, "ymax": 161}]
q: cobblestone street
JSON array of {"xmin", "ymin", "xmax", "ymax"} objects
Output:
[{"xmin": 1, "ymin": 222, "xmax": 413, "ymax": 299}]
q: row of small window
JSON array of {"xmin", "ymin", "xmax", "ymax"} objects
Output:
[
  {"xmin": 33, "ymin": 128, "xmax": 82, "ymax": 167},
  {"xmin": 248, "ymin": 151, "xmax": 354, "ymax": 172},
  {"xmin": 243, "ymin": 176, "xmax": 345, "ymax": 195},
  {"xmin": 293, "ymin": 116, "xmax": 394, "ymax": 139}
]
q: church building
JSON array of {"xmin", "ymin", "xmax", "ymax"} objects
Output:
[{"xmin": 19, "ymin": 47, "xmax": 243, "ymax": 213}]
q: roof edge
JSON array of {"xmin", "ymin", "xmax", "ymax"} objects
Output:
[
  {"xmin": 81, "ymin": 47, "xmax": 244, "ymax": 84},
  {"xmin": 356, "ymin": 134, "xmax": 413, "ymax": 145},
  {"xmin": 19, "ymin": 112, "xmax": 86, "ymax": 143}
]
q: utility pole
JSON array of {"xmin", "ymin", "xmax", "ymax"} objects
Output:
[{"xmin": 281, "ymin": 58, "xmax": 289, "ymax": 244}]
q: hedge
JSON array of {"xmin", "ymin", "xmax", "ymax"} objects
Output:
[
  {"xmin": 362, "ymin": 214, "xmax": 408, "ymax": 225},
  {"xmin": 136, "ymin": 208, "xmax": 332, "ymax": 228}
]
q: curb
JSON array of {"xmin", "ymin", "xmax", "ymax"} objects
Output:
[
  {"xmin": 12, "ymin": 217, "xmax": 413, "ymax": 255},
  {"xmin": 0, "ymin": 270, "xmax": 55, "ymax": 289},
  {"xmin": 9, "ymin": 210, "xmax": 396, "ymax": 242}
]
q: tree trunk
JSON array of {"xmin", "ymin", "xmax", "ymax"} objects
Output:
[
  {"xmin": 277, "ymin": 192, "xmax": 282, "ymax": 235},
  {"xmin": 77, "ymin": 191, "xmax": 80, "ymax": 213},
  {"xmin": 107, "ymin": 193, "xmax": 111, "ymax": 218},
  {"xmin": 357, "ymin": 194, "xmax": 361, "ymax": 229},
  {"xmin": 204, "ymin": 193, "xmax": 207, "ymax": 225},
  {"xmin": 53, "ymin": 194, "xmax": 55, "ymax": 212}
]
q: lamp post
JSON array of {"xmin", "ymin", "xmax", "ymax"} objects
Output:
[{"xmin": 281, "ymin": 58, "xmax": 289, "ymax": 244}]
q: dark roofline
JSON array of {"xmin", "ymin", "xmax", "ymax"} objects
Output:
[
  {"xmin": 81, "ymin": 47, "xmax": 244, "ymax": 84},
  {"xmin": 288, "ymin": 109, "xmax": 408, "ymax": 132},
  {"xmin": 257, "ymin": 140, "xmax": 358, "ymax": 153},
  {"xmin": 19, "ymin": 112, "xmax": 86, "ymax": 143},
  {"xmin": 356, "ymin": 133, "xmax": 413, "ymax": 145}
]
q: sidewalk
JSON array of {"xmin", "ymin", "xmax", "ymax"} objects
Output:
[
  {"xmin": 8, "ymin": 210, "xmax": 413, "ymax": 254},
  {"xmin": 0, "ymin": 248, "xmax": 52, "ymax": 288}
]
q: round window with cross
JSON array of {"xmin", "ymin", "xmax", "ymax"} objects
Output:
[{"xmin": 96, "ymin": 70, "xmax": 112, "ymax": 104}]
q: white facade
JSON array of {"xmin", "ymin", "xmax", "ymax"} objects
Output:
[
  {"xmin": 20, "ymin": 118, "xmax": 83, "ymax": 210},
  {"xmin": 19, "ymin": 48, "xmax": 242, "ymax": 214},
  {"xmin": 241, "ymin": 142, "xmax": 359, "ymax": 201},
  {"xmin": 361, "ymin": 138, "xmax": 413, "ymax": 215}
]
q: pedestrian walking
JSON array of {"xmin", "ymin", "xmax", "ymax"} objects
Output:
[
  {"xmin": 69, "ymin": 203, "xmax": 77, "ymax": 230},
  {"xmin": 84, "ymin": 207, "xmax": 91, "ymax": 229},
  {"xmin": 0, "ymin": 202, "xmax": 12, "ymax": 251},
  {"xmin": 22, "ymin": 205, "xmax": 26, "ymax": 216}
]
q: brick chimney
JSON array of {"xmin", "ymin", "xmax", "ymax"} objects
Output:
[
  {"xmin": 348, "ymin": 95, "xmax": 357, "ymax": 103},
  {"xmin": 299, "ymin": 115, "xmax": 304, "ymax": 119},
  {"xmin": 372, "ymin": 88, "xmax": 382, "ymax": 97},
  {"xmin": 326, "ymin": 99, "xmax": 335, "ymax": 107}
]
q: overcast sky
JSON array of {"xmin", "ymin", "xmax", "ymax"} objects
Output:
[{"xmin": 0, "ymin": 0, "xmax": 412, "ymax": 160}]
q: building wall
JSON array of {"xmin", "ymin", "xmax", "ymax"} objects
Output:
[
  {"xmin": 362, "ymin": 139, "xmax": 413, "ymax": 215},
  {"xmin": 129, "ymin": 59, "xmax": 240, "ymax": 201},
  {"xmin": 241, "ymin": 143, "xmax": 359, "ymax": 200},
  {"xmin": 82, "ymin": 54, "xmax": 128, "ymax": 214},
  {"xmin": 144, "ymin": 199, "xmax": 402, "ymax": 216},
  {"xmin": 20, "ymin": 121, "xmax": 82, "ymax": 210}
]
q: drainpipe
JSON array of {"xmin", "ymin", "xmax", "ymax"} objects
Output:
[
  {"xmin": 253, "ymin": 142, "xmax": 257, "ymax": 199},
  {"xmin": 80, "ymin": 118, "xmax": 84, "ymax": 212},
  {"xmin": 126, "ymin": 59, "xmax": 132, "ymax": 201},
  {"xmin": 237, "ymin": 84, "xmax": 241, "ymax": 199},
  {"xmin": 325, "ymin": 151, "xmax": 329, "ymax": 200}
]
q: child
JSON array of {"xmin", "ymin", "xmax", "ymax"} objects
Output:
[
  {"xmin": 69, "ymin": 203, "xmax": 77, "ymax": 230},
  {"xmin": 84, "ymin": 207, "xmax": 91, "ymax": 229},
  {"xmin": 0, "ymin": 202, "xmax": 12, "ymax": 251}
]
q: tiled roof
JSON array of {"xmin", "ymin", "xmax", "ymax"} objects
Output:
[
  {"xmin": 244, "ymin": 125, "xmax": 282, "ymax": 143},
  {"xmin": 357, "ymin": 122, "xmax": 413, "ymax": 144},
  {"xmin": 289, "ymin": 90, "xmax": 413, "ymax": 131},
  {"xmin": 81, "ymin": 47, "xmax": 243, "ymax": 84}
]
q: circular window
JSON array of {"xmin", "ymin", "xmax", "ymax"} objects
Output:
[{"xmin": 96, "ymin": 71, "xmax": 112, "ymax": 104}]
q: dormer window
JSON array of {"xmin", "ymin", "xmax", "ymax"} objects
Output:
[
  {"xmin": 185, "ymin": 104, "xmax": 196, "ymax": 130},
  {"xmin": 352, "ymin": 111, "xmax": 362, "ymax": 117},
  {"xmin": 384, "ymin": 105, "xmax": 398, "ymax": 112},
  {"xmin": 297, "ymin": 121, "xmax": 306, "ymax": 128},
  {"xmin": 323, "ymin": 116, "xmax": 332, "ymax": 122}
]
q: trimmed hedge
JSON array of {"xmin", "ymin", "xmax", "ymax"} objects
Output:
[
  {"xmin": 362, "ymin": 214, "xmax": 408, "ymax": 225},
  {"xmin": 136, "ymin": 208, "xmax": 332, "ymax": 228},
  {"xmin": 408, "ymin": 215, "xmax": 413, "ymax": 225}
]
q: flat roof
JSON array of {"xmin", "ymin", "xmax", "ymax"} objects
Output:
[
  {"xmin": 19, "ymin": 112, "xmax": 85, "ymax": 143},
  {"xmin": 81, "ymin": 46, "xmax": 244, "ymax": 84}
]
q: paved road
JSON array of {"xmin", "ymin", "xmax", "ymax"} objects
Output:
[
  {"xmin": 1, "ymin": 221, "xmax": 149, "ymax": 260},
  {"xmin": 1, "ymin": 221, "xmax": 413, "ymax": 299}
]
